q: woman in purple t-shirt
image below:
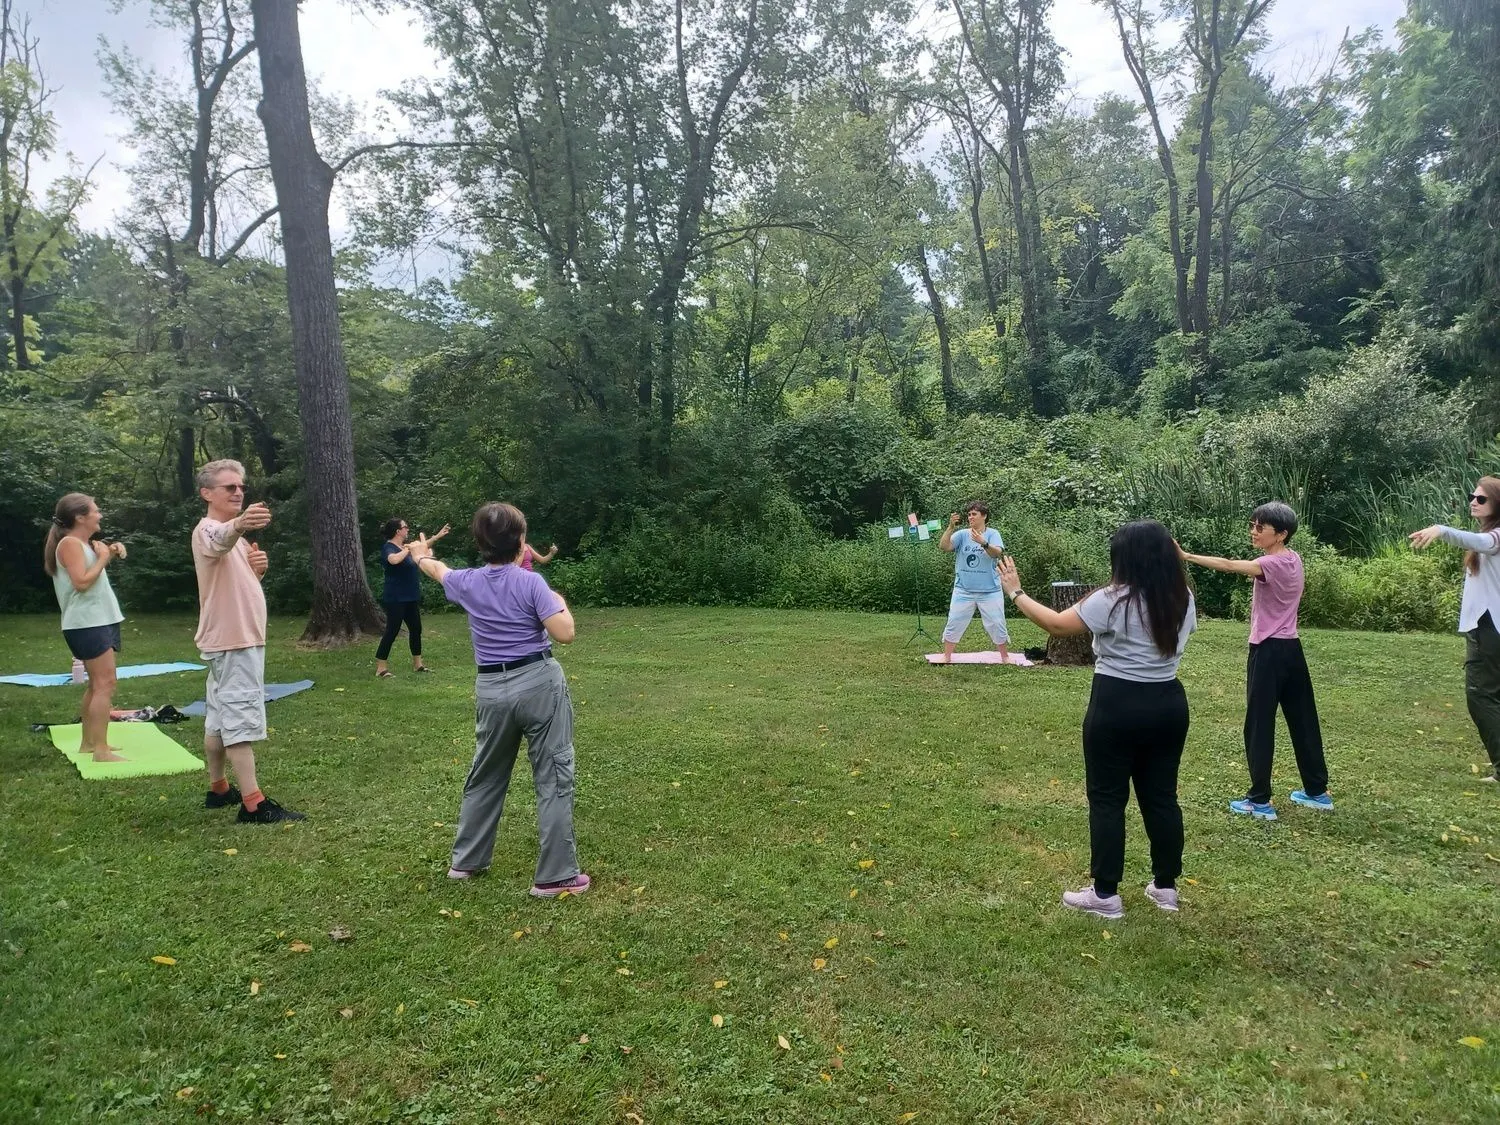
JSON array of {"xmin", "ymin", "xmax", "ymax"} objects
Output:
[
  {"xmin": 1180, "ymin": 501, "xmax": 1332, "ymax": 819},
  {"xmin": 406, "ymin": 502, "xmax": 589, "ymax": 898}
]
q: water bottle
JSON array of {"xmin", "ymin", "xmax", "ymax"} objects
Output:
[{"xmin": 71, "ymin": 658, "xmax": 87, "ymax": 684}]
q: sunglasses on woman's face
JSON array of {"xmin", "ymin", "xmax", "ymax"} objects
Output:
[{"xmin": 1471, "ymin": 494, "xmax": 1490, "ymax": 506}]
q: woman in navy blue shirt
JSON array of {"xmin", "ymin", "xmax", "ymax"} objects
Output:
[{"xmin": 375, "ymin": 517, "xmax": 449, "ymax": 677}]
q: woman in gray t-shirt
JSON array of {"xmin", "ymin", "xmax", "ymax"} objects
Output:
[{"xmin": 998, "ymin": 520, "xmax": 1196, "ymax": 920}]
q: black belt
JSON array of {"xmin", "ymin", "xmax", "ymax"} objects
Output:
[{"xmin": 476, "ymin": 650, "xmax": 551, "ymax": 674}]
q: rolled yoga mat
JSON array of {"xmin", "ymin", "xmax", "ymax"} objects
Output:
[{"xmin": 47, "ymin": 721, "xmax": 204, "ymax": 780}]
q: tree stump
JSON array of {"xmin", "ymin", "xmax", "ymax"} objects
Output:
[{"xmin": 1046, "ymin": 582, "xmax": 1097, "ymax": 666}]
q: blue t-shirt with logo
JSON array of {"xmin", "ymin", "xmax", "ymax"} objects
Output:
[{"xmin": 952, "ymin": 528, "xmax": 1003, "ymax": 593}]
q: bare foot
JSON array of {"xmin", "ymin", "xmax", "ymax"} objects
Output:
[
  {"xmin": 90, "ymin": 750, "xmax": 128, "ymax": 763},
  {"xmin": 997, "ymin": 646, "xmax": 1010, "ymax": 664}
]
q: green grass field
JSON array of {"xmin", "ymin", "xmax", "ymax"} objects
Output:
[{"xmin": 1, "ymin": 608, "xmax": 1497, "ymax": 1123}]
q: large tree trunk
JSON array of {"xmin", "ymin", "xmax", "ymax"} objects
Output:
[
  {"xmin": 915, "ymin": 243, "xmax": 958, "ymax": 415},
  {"xmin": 250, "ymin": 0, "xmax": 381, "ymax": 646}
]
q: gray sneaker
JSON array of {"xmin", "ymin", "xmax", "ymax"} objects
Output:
[
  {"xmin": 1061, "ymin": 885, "xmax": 1124, "ymax": 919},
  {"xmin": 1144, "ymin": 881, "xmax": 1180, "ymax": 912}
]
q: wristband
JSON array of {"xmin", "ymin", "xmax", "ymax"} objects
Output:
[{"xmin": 1008, "ymin": 588, "xmax": 1025, "ymax": 602}]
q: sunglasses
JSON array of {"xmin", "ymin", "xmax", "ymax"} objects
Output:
[
  {"xmin": 218, "ymin": 483, "xmax": 246, "ymax": 493},
  {"xmin": 1471, "ymin": 494, "xmax": 1491, "ymax": 506}
]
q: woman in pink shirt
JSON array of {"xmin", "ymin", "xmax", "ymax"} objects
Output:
[{"xmin": 1181, "ymin": 501, "xmax": 1332, "ymax": 820}]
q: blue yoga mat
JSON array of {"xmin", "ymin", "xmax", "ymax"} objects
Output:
[
  {"xmin": 178, "ymin": 679, "xmax": 315, "ymax": 718},
  {"xmin": 0, "ymin": 662, "xmax": 206, "ymax": 688}
]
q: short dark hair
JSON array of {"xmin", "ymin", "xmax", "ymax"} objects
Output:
[
  {"xmin": 965, "ymin": 501, "xmax": 989, "ymax": 519},
  {"xmin": 1251, "ymin": 501, "xmax": 1298, "ymax": 543},
  {"xmin": 472, "ymin": 502, "xmax": 527, "ymax": 564},
  {"xmin": 381, "ymin": 517, "xmax": 406, "ymax": 539}
]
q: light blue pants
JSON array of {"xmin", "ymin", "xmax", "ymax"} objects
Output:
[
  {"xmin": 942, "ymin": 588, "xmax": 1010, "ymax": 645},
  {"xmin": 451, "ymin": 656, "xmax": 580, "ymax": 884}
]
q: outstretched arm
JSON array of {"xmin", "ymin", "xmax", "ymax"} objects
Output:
[
  {"xmin": 1411, "ymin": 525, "xmax": 1500, "ymax": 553},
  {"xmin": 938, "ymin": 512, "xmax": 961, "ymax": 552},
  {"xmin": 407, "ymin": 535, "xmax": 452, "ymax": 583},
  {"xmin": 1177, "ymin": 540, "xmax": 1262, "ymax": 578},
  {"xmin": 997, "ymin": 556, "xmax": 1089, "ymax": 637}
]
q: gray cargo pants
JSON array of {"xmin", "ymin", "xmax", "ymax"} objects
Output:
[{"xmin": 451, "ymin": 655, "xmax": 580, "ymax": 883}]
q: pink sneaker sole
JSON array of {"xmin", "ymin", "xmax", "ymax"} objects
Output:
[{"xmin": 530, "ymin": 873, "xmax": 590, "ymax": 897}]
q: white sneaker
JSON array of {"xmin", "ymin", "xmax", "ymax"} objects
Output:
[
  {"xmin": 1144, "ymin": 881, "xmax": 1180, "ymax": 912},
  {"xmin": 1061, "ymin": 885, "xmax": 1124, "ymax": 919}
]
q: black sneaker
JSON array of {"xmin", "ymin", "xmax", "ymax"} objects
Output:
[
  {"xmin": 236, "ymin": 797, "xmax": 307, "ymax": 824},
  {"xmin": 205, "ymin": 785, "xmax": 243, "ymax": 809}
]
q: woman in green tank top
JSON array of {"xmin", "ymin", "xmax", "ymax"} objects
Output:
[{"xmin": 44, "ymin": 493, "xmax": 129, "ymax": 763}]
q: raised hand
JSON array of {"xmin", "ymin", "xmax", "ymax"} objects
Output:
[
  {"xmin": 406, "ymin": 533, "xmax": 434, "ymax": 561},
  {"xmin": 237, "ymin": 502, "xmax": 272, "ymax": 532},
  {"xmin": 1408, "ymin": 525, "xmax": 1443, "ymax": 550},
  {"xmin": 109, "ymin": 541, "xmax": 128, "ymax": 560},
  {"xmin": 246, "ymin": 541, "xmax": 268, "ymax": 577},
  {"xmin": 433, "ymin": 523, "xmax": 451, "ymax": 540},
  {"xmin": 948, "ymin": 512, "xmax": 961, "ymax": 529},
  {"xmin": 997, "ymin": 555, "xmax": 1023, "ymax": 596}
]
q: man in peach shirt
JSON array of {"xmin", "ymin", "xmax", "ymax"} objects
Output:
[{"xmin": 194, "ymin": 459, "xmax": 305, "ymax": 824}]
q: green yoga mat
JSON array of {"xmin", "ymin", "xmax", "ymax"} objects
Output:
[{"xmin": 48, "ymin": 722, "xmax": 203, "ymax": 780}]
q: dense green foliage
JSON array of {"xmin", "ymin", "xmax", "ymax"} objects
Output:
[{"xmin": 0, "ymin": 0, "xmax": 1496, "ymax": 627}]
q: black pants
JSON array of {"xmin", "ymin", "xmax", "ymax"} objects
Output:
[
  {"xmin": 376, "ymin": 600, "xmax": 423, "ymax": 660},
  {"xmin": 1081, "ymin": 674, "xmax": 1189, "ymax": 895},
  {"xmin": 1465, "ymin": 612, "xmax": 1500, "ymax": 773},
  {"xmin": 1244, "ymin": 638, "xmax": 1327, "ymax": 803}
]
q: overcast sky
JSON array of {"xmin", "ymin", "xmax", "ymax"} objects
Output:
[{"xmin": 31, "ymin": 0, "xmax": 1406, "ymax": 241}]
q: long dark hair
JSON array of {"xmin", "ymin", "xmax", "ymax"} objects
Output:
[
  {"xmin": 1108, "ymin": 520, "xmax": 1191, "ymax": 656},
  {"xmin": 43, "ymin": 493, "xmax": 94, "ymax": 577},
  {"xmin": 1467, "ymin": 476, "xmax": 1500, "ymax": 577}
]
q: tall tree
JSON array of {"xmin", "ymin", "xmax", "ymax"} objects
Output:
[
  {"xmin": 0, "ymin": 1, "xmax": 97, "ymax": 370},
  {"xmin": 250, "ymin": 0, "xmax": 381, "ymax": 644}
]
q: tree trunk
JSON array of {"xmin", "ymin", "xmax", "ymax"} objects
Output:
[
  {"xmin": 915, "ymin": 243, "xmax": 957, "ymax": 415},
  {"xmin": 250, "ymin": 0, "xmax": 382, "ymax": 646},
  {"xmin": 7, "ymin": 268, "xmax": 24, "ymax": 369}
]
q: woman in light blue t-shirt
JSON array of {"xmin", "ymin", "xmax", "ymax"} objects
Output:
[
  {"xmin": 999, "ymin": 520, "xmax": 1196, "ymax": 920},
  {"xmin": 43, "ymin": 492, "xmax": 130, "ymax": 764}
]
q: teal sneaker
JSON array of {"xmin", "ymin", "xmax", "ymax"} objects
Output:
[
  {"xmin": 1290, "ymin": 789, "xmax": 1334, "ymax": 810},
  {"xmin": 1229, "ymin": 798, "xmax": 1277, "ymax": 821}
]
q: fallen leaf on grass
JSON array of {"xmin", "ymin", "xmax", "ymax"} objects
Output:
[
  {"xmin": 777, "ymin": 1034, "xmax": 791, "ymax": 1051},
  {"xmin": 512, "ymin": 929, "xmax": 530, "ymax": 941},
  {"xmin": 288, "ymin": 941, "xmax": 312, "ymax": 953},
  {"xmin": 820, "ymin": 1072, "xmax": 832, "ymax": 1082},
  {"xmin": 778, "ymin": 931, "xmax": 789, "ymax": 942},
  {"xmin": 899, "ymin": 1114, "xmax": 920, "ymax": 1122},
  {"xmin": 222, "ymin": 848, "xmax": 237, "ymax": 856},
  {"xmin": 812, "ymin": 958, "xmax": 827, "ymax": 971},
  {"xmin": 1101, "ymin": 930, "xmax": 1112, "ymax": 941},
  {"xmin": 711, "ymin": 1014, "xmax": 724, "ymax": 1028},
  {"xmin": 713, "ymin": 980, "xmax": 727, "ymax": 989},
  {"xmin": 824, "ymin": 937, "xmax": 839, "ymax": 950},
  {"xmin": 849, "ymin": 890, "xmax": 858, "ymax": 899},
  {"xmin": 249, "ymin": 980, "xmax": 260, "ymax": 995},
  {"xmin": 273, "ymin": 1053, "xmax": 287, "ymax": 1059},
  {"xmin": 617, "ymin": 967, "xmax": 633, "ymax": 976},
  {"xmin": 858, "ymin": 859, "xmax": 875, "ymax": 870},
  {"xmin": 578, "ymin": 1035, "xmax": 590, "ymax": 1044},
  {"xmin": 619, "ymin": 1045, "xmax": 633, "ymax": 1054},
  {"xmin": 339, "ymin": 1007, "xmax": 353, "ymax": 1019},
  {"xmin": 151, "ymin": 955, "xmax": 176, "ymax": 965},
  {"xmin": 1183, "ymin": 877, "xmax": 1198, "ymax": 886},
  {"xmin": 328, "ymin": 926, "xmax": 352, "ymax": 943},
  {"xmin": 284, "ymin": 1009, "xmax": 296, "ymax": 1017},
  {"xmin": 458, "ymin": 998, "xmax": 480, "ymax": 1007},
  {"xmin": 1080, "ymin": 953, "xmax": 1098, "ymax": 962},
  {"xmin": 1458, "ymin": 1036, "xmax": 1486, "ymax": 1049},
  {"xmin": 176, "ymin": 1087, "xmax": 194, "ymax": 1099},
  {"xmin": 395, "ymin": 1002, "xmax": 405, "ymax": 1015}
]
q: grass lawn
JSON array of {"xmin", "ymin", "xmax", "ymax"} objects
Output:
[{"xmin": 1, "ymin": 607, "xmax": 1497, "ymax": 1124}]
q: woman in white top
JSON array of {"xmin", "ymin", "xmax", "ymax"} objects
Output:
[
  {"xmin": 43, "ymin": 493, "xmax": 129, "ymax": 763},
  {"xmin": 1410, "ymin": 476, "xmax": 1500, "ymax": 782},
  {"xmin": 998, "ymin": 520, "xmax": 1196, "ymax": 919}
]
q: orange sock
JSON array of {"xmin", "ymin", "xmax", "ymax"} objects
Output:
[
  {"xmin": 242, "ymin": 788, "xmax": 265, "ymax": 812},
  {"xmin": 210, "ymin": 778, "xmax": 231, "ymax": 795}
]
